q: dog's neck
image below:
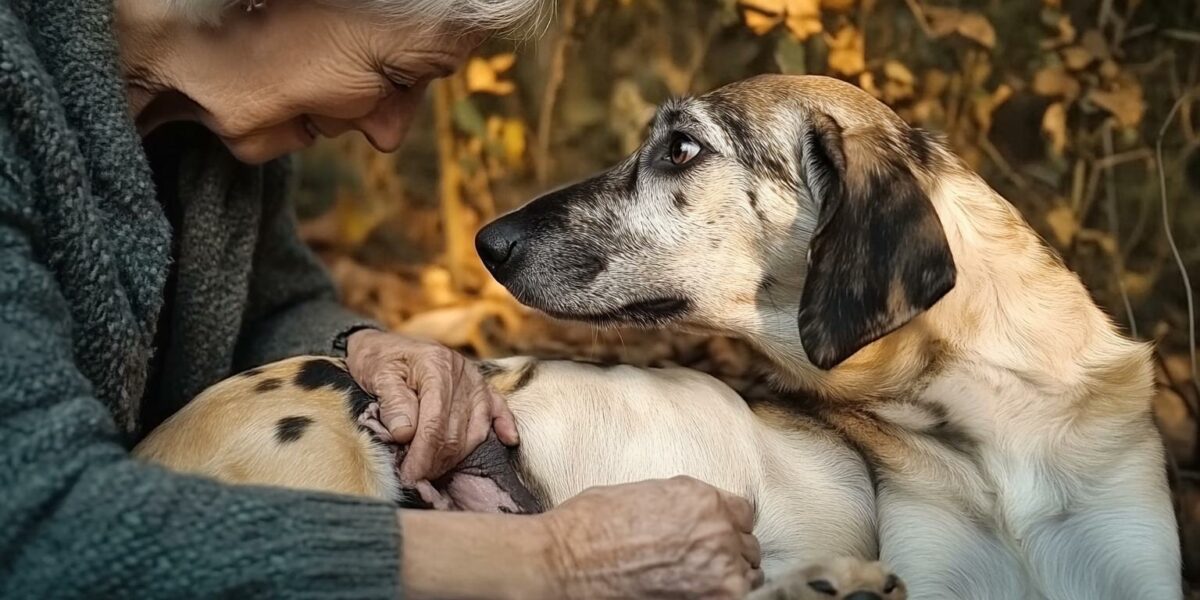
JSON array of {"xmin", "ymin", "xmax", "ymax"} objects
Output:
[{"xmin": 748, "ymin": 169, "xmax": 1152, "ymax": 409}]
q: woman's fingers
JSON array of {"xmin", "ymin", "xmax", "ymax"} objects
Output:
[
  {"xmin": 399, "ymin": 372, "xmax": 452, "ymax": 482},
  {"xmin": 741, "ymin": 532, "xmax": 762, "ymax": 569},
  {"xmin": 716, "ymin": 488, "xmax": 756, "ymax": 533},
  {"xmin": 376, "ymin": 379, "xmax": 420, "ymax": 445},
  {"xmin": 486, "ymin": 387, "xmax": 520, "ymax": 446}
]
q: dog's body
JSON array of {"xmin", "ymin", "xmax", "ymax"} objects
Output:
[
  {"xmin": 134, "ymin": 354, "xmax": 878, "ymax": 580},
  {"xmin": 474, "ymin": 74, "xmax": 1181, "ymax": 599}
]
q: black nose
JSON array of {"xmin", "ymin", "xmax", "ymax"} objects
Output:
[
  {"xmin": 844, "ymin": 592, "xmax": 882, "ymax": 600},
  {"xmin": 475, "ymin": 215, "xmax": 526, "ymax": 274}
]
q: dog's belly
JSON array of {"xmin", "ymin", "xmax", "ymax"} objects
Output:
[{"xmin": 490, "ymin": 358, "xmax": 878, "ymax": 578}]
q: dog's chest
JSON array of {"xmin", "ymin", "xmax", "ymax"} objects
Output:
[{"xmin": 868, "ymin": 378, "xmax": 1088, "ymax": 538}]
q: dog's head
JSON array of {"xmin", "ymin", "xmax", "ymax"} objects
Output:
[{"xmin": 476, "ymin": 75, "xmax": 956, "ymax": 370}]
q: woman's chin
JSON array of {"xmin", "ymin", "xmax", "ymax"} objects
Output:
[{"xmin": 222, "ymin": 132, "xmax": 309, "ymax": 165}]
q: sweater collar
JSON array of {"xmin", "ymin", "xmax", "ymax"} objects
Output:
[{"xmin": 12, "ymin": 0, "xmax": 171, "ymax": 324}]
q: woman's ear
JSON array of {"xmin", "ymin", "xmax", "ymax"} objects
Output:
[{"xmin": 796, "ymin": 112, "xmax": 956, "ymax": 370}]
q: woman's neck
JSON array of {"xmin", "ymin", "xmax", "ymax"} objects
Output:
[{"xmin": 113, "ymin": 0, "xmax": 195, "ymax": 132}]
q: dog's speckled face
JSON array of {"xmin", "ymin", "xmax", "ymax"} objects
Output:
[{"xmin": 477, "ymin": 75, "xmax": 956, "ymax": 370}]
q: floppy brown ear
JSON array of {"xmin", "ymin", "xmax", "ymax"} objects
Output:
[{"xmin": 796, "ymin": 112, "xmax": 956, "ymax": 370}]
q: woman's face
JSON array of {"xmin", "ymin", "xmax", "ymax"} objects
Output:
[{"xmin": 161, "ymin": 3, "xmax": 480, "ymax": 164}]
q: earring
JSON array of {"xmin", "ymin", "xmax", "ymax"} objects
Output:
[{"xmin": 244, "ymin": 0, "xmax": 266, "ymax": 11}]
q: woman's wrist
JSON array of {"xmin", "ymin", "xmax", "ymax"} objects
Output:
[{"xmin": 398, "ymin": 509, "xmax": 559, "ymax": 600}]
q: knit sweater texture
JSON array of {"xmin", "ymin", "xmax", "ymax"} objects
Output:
[{"xmin": 0, "ymin": 0, "xmax": 402, "ymax": 597}]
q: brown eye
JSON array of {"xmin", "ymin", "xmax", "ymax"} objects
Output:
[
  {"xmin": 807, "ymin": 579, "xmax": 837, "ymax": 595},
  {"xmin": 668, "ymin": 133, "xmax": 702, "ymax": 166}
]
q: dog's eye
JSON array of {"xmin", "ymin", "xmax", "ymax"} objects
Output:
[
  {"xmin": 667, "ymin": 133, "xmax": 702, "ymax": 166},
  {"xmin": 883, "ymin": 574, "xmax": 899, "ymax": 593},
  {"xmin": 807, "ymin": 579, "xmax": 837, "ymax": 595}
]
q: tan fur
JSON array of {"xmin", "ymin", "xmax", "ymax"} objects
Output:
[{"xmin": 134, "ymin": 357, "xmax": 398, "ymax": 501}]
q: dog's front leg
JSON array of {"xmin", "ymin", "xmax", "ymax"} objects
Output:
[
  {"xmin": 1016, "ymin": 438, "xmax": 1181, "ymax": 600},
  {"xmin": 877, "ymin": 486, "xmax": 1040, "ymax": 600}
]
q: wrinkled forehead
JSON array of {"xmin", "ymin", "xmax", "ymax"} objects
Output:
[
  {"xmin": 646, "ymin": 90, "xmax": 802, "ymax": 175},
  {"xmin": 648, "ymin": 92, "xmax": 788, "ymax": 147}
]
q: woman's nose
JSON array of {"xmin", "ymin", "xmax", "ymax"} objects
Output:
[{"xmin": 354, "ymin": 82, "xmax": 426, "ymax": 152}]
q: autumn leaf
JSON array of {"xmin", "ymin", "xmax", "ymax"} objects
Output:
[
  {"xmin": 465, "ymin": 54, "xmax": 517, "ymax": 95},
  {"xmin": 1042, "ymin": 102, "xmax": 1068, "ymax": 156},
  {"xmin": 1087, "ymin": 79, "xmax": 1145, "ymax": 129},
  {"xmin": 924, "ymin": 6, "xmax": 997, "ymax": 49},
  {"xmin": 1032, "ymin": 65, "xmax": 1081, "ymax": 102},
  {"xmin": 880, "ymin": 60, "xmax": 916, "ymax": 103},
  {"xmin": 739, "ymin": 0, "xmax": 823, "ymax": 40},
  {"xmin": 1044, "ymin": 204, "xmax": 1078, "ymax": 247},
  {"xmin": 826, "ymin": 25, "xmax": 866, "ymax": 76},
  {"xmin": 1060, "ymin": 45, "xmax": 1094, "ymax": 71}
]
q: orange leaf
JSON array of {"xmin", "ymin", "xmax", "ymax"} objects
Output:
[{"xmin": 825, "ymin": 26, "xmax": 865, "ymax": 76}]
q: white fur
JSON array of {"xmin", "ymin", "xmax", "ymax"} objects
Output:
[{"xmin": 491, "ymin": 357, "xmax": 878, "ymax": 579}]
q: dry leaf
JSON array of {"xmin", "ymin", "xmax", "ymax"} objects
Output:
[
  {"xmin": 972, "ymin": 84, "xmax": 1012, "ymax": 134},
  {"xmin": 826, "ymin": 25, "xmax": 866, "ymax": 76},
  {"xmin": 1032, "ymin": 65, "xmax": 1081, "ymax": 101},
  {"xmin": 739, "ymin": 0, "xmax": 823, "ymax": 40},
  {"xmin": 884, "ymin": 60, "xmax": 916, "ymax": 85},
  {"xmin": 465, "ymin": 54, "xmax": 516, "ymax": 95},
  {"xmin": 859, "ymin": 71, "xmax": 881, "ymax": 98},
  {"xmin": 1041, "ymin": 13, "xmax": 1077, "ymax": 49},
  {"xmin": 924, "ymin": 6, "xmax": 997, "ymax": 49},
  {"xmin": 1088, "ymin": 82, "xmax": 1145, "ymax": 129},
  {"xmin": 1060, "ymin": 45, "xmax": 1094, "ymax": 71},
  {"xmin": 1042, "ymin": 102, "xmax": 1068, "ymax": 156},
  {"xmin": 1099, "ymin": 59, "xmax": 1120, "ymax": 81},
  {"xmin": 1044, "ymin": 205, "xmax": 1078, "ymax": 247}
]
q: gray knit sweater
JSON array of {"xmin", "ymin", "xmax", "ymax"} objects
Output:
[{"xmin": 0, "ymin": 0, "xmax": 403, "ymax": 597}]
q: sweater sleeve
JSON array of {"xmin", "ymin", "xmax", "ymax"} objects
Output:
[
  {"xmin": 235, "ymin": 160, "xmax": 382, "ymax": 369},
  {"xmin": 0, "ymin": 162, "xmax": 401, "ymax": 599}
]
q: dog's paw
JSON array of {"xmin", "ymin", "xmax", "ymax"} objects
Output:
[{"xmin": 748, "ymin": 556, "xmax": 905, "ymax": 600}]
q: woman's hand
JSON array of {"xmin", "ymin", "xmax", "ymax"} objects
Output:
[
  {"xmin": 400, "ymin": 476, "xmax": 762, "ymax": 600},
  {"xmin": 540, "ymin": 476, "xmax": 763, "ymax": 599},
  {"xmin": 345, "ymin": 329, "xmax": 518, "ymax": 483}
]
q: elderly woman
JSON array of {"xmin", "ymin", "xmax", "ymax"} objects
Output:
[{"xmin": 0, "ymin": 0, "xmax": 762, "ymax": 598}]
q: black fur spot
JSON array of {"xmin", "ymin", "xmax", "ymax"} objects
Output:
[
  {"xmin": 905, "ymin": 127, "xmax": 935, "ymax": 168},
  {"xmin": 275, "ymin": 416, "xmax": 313, "ymax": 444},
  {"xmin": 254, "ymin": 378, "xmax": 283, "ymax": 393},
  {"xmin": 760, "ymin": 274, "xmax": 778, "ymax": 290},
  {"xmin": 511, "ymin": 361, "xmax": 539, "ymax": 393},
  {"xmin": 294, "ymin": 358, "xmax": 375, "ymax": 419},
  {"xmin": 672, "ymin": 190, "xmax": 689, "ymax": 211},
  {"xmin": 747, "ymin": 190, "xmax": 766, "ymax": 222},
  {"xmin": 477, "ymin": 361, "xmax": 505, "ymax": 379}
]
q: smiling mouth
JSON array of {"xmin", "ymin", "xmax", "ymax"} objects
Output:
[{"xmin": 541, "ymin": 296, "xmax": 691, "ymax": 326}]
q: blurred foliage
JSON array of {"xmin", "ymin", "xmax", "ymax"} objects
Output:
[{"xmin": 293, "ymin": 0, "xmax": 1200, "ymax": 588}]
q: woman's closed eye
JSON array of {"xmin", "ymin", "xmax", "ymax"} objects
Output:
[{"xmin": 380, "ymin": 67, "xmax": 415, "ymax": 93}]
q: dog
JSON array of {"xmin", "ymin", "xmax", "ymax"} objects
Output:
[
  {"xmin": 133, "ymin": 354, "xmax": 882, "ymax": 584},
  {"xmin": 472, "ymin": 74, "xmax": 1181, "ymax": 599}
]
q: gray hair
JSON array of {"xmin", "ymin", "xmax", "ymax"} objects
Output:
[{"xmin": 167, "ymin": 0, "xmax": 549, "ymax": 33}]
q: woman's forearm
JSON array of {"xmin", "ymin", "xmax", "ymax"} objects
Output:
[{"xmin": 399, "ymin": 509, "xmax": 557, "ymax": 600}]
